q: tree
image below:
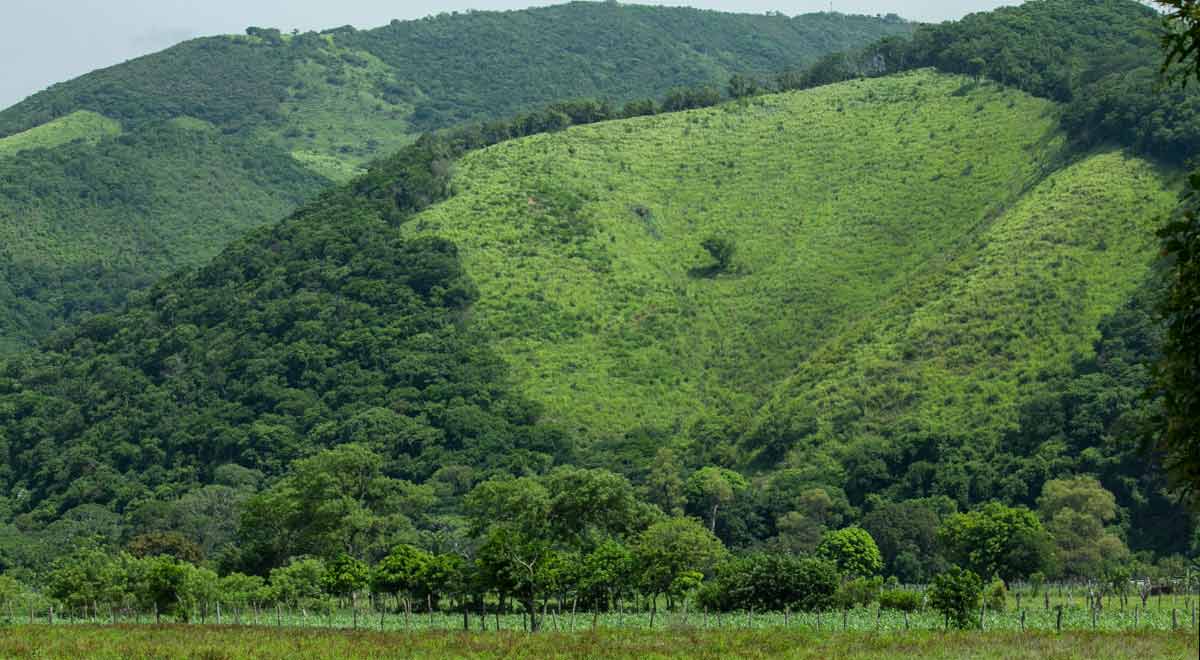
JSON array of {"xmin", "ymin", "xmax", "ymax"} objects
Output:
[
  {"xmin": 47, "ymin": 548, "xmax": 124, "ymax": 612},
  {"xmin": 1038, "ymin": 477, "xmax": 1129, "ymax": 578},
  {"xmin": 268, "ymin": 557, "xmax": 327, "ymax": 611},
  {"xmin": 138, "ymin": 555, "xmax": 195, "ymax": 622},
  {"xmin": 372, "ymin": 544, "xmax": 431, "ymax": 613},
  {"xmin": 1156, "ymin": 0, "xmax": 1200, "ymax": 507},
  {"xmin": 929, "ymin": 566, "xmax": 983, "ymax": 629},
  {"xmin": 728, "ymin": 74, "xmax": 761, "ymax": 99},
  {"xmin": 645, "ymin": 448, "xmax": 687, "ymax": 516},
  {"xmin": 938, "ymin": 503, "xmax": 1053, "ymax": 581},
  {"xmin": 127, "ymin": 532, "xmax": 203, "ymax": 564},
  {"xmin": 817, "ymin": 527, "xmax": 883, "ymax": 578},
  {"xmin": 578, "ymin": 540, "xmax": 634, "ymax": 611},
  {"xmin": 685, "ymin": 467, "xmax": 747, "ymax": 533},
  {"xmin": 861, "ymin": 498, "xmax": 951, "ymax": 583},
  {"xmin": 322, "ymin": 553, "xmax": 370, "ymax": 599},
  {"xmin": 633, "ymin": 517, "xmax": 726, "ymax": 609},
  {"xmin": 699, "ymin": 237, "xmax": 736, "ymax": 275}
]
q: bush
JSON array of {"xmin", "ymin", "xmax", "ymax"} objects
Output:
[
  {"xmin": 834, "ymin": 576, "xmax": 882, "ymax": 610},
  {"xmin": 699, "ymin": 554, "xmax": 839, "ymax": 612},
  {"xmin": 879, "ymin": 588, "xmax": 922, "ymax": 612},
  {"xmin": 929, "ymin": 566, "xmax": 982, "ymax": 629},
  {"xmin": 985, "ymin": 577, "xmax": 1007, "ymax": 611}
]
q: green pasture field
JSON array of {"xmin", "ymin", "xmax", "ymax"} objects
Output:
[{"xmin": 0, "ymin": 625, "xmax": 1193, "ymax": 659}]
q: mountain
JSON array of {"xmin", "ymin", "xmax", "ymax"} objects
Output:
[
  {"xmin": 0, "ymin": 4, "xmax": 910, "ymax": 352},
  {"xmin": 0, "ymin": 67, "xmax": 1190, "ymax": 569},
  {"xmin": 1, "ymin": 0, "xmax": 1195, "ymax": 576}
]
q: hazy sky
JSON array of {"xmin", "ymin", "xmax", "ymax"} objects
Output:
[{"xmin": 1, "ymin": 0, "xmax": 1021, "ymax": 111}]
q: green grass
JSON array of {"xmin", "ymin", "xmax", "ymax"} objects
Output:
[
  {"xmin": 0, "ymin": 111, "xmax": 119, "ymax": 158},
  {"xmin": 404, "ymin": 71, "xmax": 1177, "ymax": 451},
  {"xmin": 0, "ymin": 625, "xmax": 1192, "ymax": 659}
]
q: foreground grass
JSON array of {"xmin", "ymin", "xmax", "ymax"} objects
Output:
[{"xmin": 0, "ymin": 626, "xmax": 1193, "ymax": 659}]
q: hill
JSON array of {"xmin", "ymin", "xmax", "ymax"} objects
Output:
[
  {"xmin": 0, "ymin": 4, "xmax": 909, "ymax": 352},
  {"xmin": 0, "ymin": 70, "xmax": 1190, "ymax": 574}
]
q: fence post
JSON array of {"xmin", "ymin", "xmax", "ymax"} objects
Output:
[
  {"xmin": 904, "ymin": 610, "xmax": 910, "ymax": 631},
  {"xmin": 48, "ymin": 605, "xmax": 54, "ymax": 626},
  {"xmin": 876, "ymin": 606, "xmax": 882, "ymax": 630},
  {"xmin": 843, "ymin": 609, "xmax": 848, "ymax": 631},
  {"xmin": 979, "ymin": 602, "xmax": 985, "ymax": 631},
  {"xmin": 1044, "ymin": 591, "xmax": 1049, "ymax": 610},
  {"xmin": 1055, "ymin": 605, "xmax": 1062, "ymax": 633},
  {"xmin": 1172, "ymin": 608, "xmax": 1178, "ymax": 630},
  {"xmin": 1020, "ymin": 609, "xmax": 1025, "ymax": 633}
]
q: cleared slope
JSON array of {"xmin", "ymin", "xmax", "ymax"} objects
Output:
[
  {"xmin": 0, "ymin": 111, "xmax": 120, "ymax": 159},
  {"xmin": 746, "ymin": 150, "xmax": 1175, "ymax": 484},
  {"xmin": 407, "ymin": 71, "xmax": 1114, "ymax": 443}
]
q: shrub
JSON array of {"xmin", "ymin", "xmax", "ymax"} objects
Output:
[
  {"xmin": 834, "ymin": 576, "xmax": 882, "ymax": 609},
  {"xmin": 985, "ymin": 577, "xmax": 1007, "ymax": 611},
  {"xmin": 879, "ymin": 588, "xmax": 922, "ymax": 612},
  {"xmin": 929, "ymin": 566, "xmax": 983, "ymax": 629}
]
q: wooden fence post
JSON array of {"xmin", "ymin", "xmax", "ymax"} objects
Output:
[
  {"xmin": 904, "ymin": 610, "xmax": 910, "ymax": 631},
  {"xmin": 1020, "ymin": 609, "xmax": 1025, "ymax": 633},
  {"xmin": 1055, "ymin": 605, "xmax": 1062, "ymax": 633},
  {"xmin": 1172, "ymin": 608, "xmax": 1178, "ymax": 630},
  {"xmin": 842, "ymin": 609, "xmax": 848, "ymax": 632}
]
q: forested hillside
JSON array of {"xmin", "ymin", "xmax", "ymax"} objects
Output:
[
  {"xmin": 0, "ymin": 4, "xmax": 909, "ymax": 352},
  {"xmin": 0, "ymin": 68, "xmax": 1192, "ymax": 585}
]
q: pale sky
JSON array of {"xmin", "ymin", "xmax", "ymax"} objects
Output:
[{"xmin": 1, "ymin": 0, "xmax": 1022, "ymax": 111}]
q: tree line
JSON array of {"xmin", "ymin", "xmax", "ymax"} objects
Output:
[{"xmin": 5, "ymin": 455, "xmax": 1190, "ymax": 631}]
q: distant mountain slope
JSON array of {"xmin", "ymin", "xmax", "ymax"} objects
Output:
[
  {"xmin": 0, "ymin": 71, "xmax": 1184, "ymax": 556},
  {"xmin": 405, "ymin": 71, "xmax": 1175, "ymax": 453},
  {"xmin": 0, "ymin": 4, "xmax": 909, "ymax": 352}
]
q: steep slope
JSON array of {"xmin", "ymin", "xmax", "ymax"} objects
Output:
[
  {"xmin": 0, "ymin": 71, "xmax": 1182, "ymax": 556},
  {"xmin": 403, "ymin": 71, "xmax": 1118, "ymax": 441},
  {"xmin": 0, "ymin": 5, "xmax": 909, "ymax": 352}
]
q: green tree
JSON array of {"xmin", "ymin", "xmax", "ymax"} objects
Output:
[
  {"xmin": 138, "ymin": 555, "xmax": 195, "ymax": 622},
  {"xmin": 938, "ymin": 503, "xmax": 1053, "ymax": 582},
  {"xmin": 46, "ymin": 548, "xmax": 124, "ymax": 612},
  {"xmin": 817, "ymin": 527, "xmax": 883, "ymax": 578},
  {"xmin": 929, "ymin": 566, "xmax": 983, "ymax": 629},
  {"xmin": 1146, "ymin": 0, "xmax": 1200, "ymax": 508},
  {"xmin": 322, "ymin": 553, "xmax": 370, "ymax": 599},
  {"xmin": 728, "ymin": 74, "xmax": 761, "ymax": 99},
  {"xmin": 699, "ymin": 237, "xmax": 736, "ymax": 275},
  {"xmin": 685, "ymin": 467, "xmax": 747, "ymax": 533},
  {"xmin": 645, "ymin": 447, "xmax": 687, "ymax": 516},
  {"xmin": 268, "ymin": 557, "xmax": 328, "ymax": 611},
  {"xmin": 633, "ymin": 517, "xmax": 726, "ymax": 608},
  {"xmin": 1038, "ymin": 477, "xmax": 1129, "ymax": 578},
  {"xmin": 371, "ymin": 544, "xmax": 431, "ymax": 614}
]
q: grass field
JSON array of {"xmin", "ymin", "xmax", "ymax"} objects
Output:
[
  {"xmin": 0, "ymin": 625, "xmax": 1194, "ymax": 659},
  {"xmin": 0, "ymin": 111, "xmax": 120, "ymax": 158}
]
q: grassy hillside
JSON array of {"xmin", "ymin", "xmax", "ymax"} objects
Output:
[
  {"xmin": 407, "ymin": 71, "xmax": 1168, "ymax": 446},
  {"xmin": 0, "ymin": 111, "xmax": 120, "ymax": 158},
  {"xmin": 401, "ymin": 70, "xmax": 1181, "ymax": 530},
  {"xmin": 0, "ymin": 4, "xmax": 909, "ymax": 352}
]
